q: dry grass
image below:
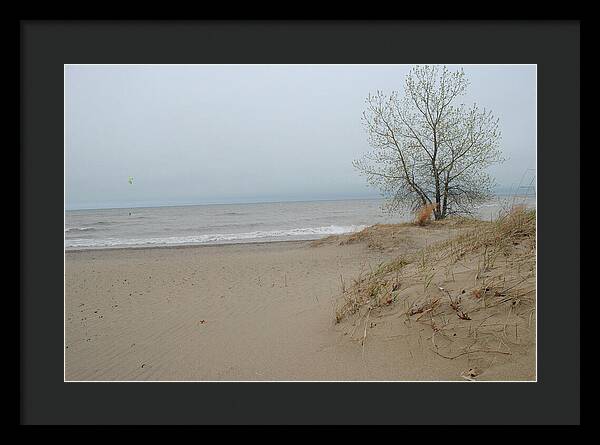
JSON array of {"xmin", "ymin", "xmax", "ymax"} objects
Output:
[
  {"xmin": 311, "ymin": 223, "xmax": 412, "ymax": 251},
  {"xmin": 312, "ymin": 218, "xmax": 471, "ymax": 252},
  {"xmin": 334, "ymin": 206, "xmax": 536, "ymax": 369},
  {"xmin": 334, "ymin": 257, "xmax": 410, "ymax": 323},
  {"xmin": 415, "ymin": 203, "xmax": 438, "ymax": 226}
]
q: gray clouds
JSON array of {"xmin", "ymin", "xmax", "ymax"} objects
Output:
[{"xmin": 65, "ymin": 64, "xmax": 536, "ymax": 209}]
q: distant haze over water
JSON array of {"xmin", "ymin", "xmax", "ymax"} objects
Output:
[
  {"xmin": 66, "ymin": 65, "xmax": 536, "ymax": 211},
  {"xmin": 65, "ymin": 196, "xmax": 536, "ymax": 250}
]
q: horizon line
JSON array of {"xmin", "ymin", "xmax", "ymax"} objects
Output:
[{"xmin": 65, "ymin": 191, "xmax": 535, "ymax": 212}]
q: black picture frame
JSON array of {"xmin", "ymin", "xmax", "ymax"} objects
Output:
[{"xmin": 20, "ymin": 20, "xmax": 580, "ymax": 425}]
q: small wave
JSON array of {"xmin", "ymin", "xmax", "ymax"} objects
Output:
[
  {"xmin": 65, "ymin": 227, "xmax": 96, "ymax": 233},
  {"xmin": 65, "ymin": 224, "xmax": 366, "ymax": 249},
  {"xmin": 177, "ymin": 222, "xmax": 264, "ymax": 232}
]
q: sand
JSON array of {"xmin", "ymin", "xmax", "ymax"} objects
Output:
[{"xmin": 65, "ymin": 222, "xmax": 535, "ymax": 381}]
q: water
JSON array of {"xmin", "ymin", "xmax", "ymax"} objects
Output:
[{"xmin": 65, "ymin": 196, "xmax": 535, "ymax": 250}]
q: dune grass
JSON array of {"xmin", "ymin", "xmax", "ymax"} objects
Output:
[
  {"xmin": 334, "ymin": 206, "xmax": 536, "ymax": 326},
  {"xmin": 415, "ymin": 203, "xmax": 438, "ymax": 226}
]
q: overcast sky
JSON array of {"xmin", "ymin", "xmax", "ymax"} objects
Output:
[{"xmin": 65, "ymin": 64, "xmax": 536, "ymax": 210}]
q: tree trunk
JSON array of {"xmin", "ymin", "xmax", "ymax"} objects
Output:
[
  {"xmin": 434, "ymin": 175, "xmax": 443, "ymax": 220},
  {"xmin": 439, "ymin": 173, "xmax": 450, "ymax": 219}
]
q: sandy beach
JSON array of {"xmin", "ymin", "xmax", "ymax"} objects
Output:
[
  {"xmin": 66, "ymin": 240, "xmax": 396, "ymax": 380},
  {"xmin": 65, "ymin": 216, "xmax": 536, "ymax": 381}
]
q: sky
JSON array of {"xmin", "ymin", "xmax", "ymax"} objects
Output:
[{"xmin": 65, "ymin": 64, "xmax": 536, "ymax": 210}]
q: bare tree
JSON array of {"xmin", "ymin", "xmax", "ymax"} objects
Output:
[{"xmin": 354, "ymin": 65, "xmax": 504, "ymax": 220}]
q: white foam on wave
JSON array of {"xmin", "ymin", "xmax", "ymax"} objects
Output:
[
  {"xmin": 65, "ymin": 227, "xmax": 96, "ymax": 233},
  {"xmin": 65, "ymin": 224, "xmax": 367, "ymax": 249}
]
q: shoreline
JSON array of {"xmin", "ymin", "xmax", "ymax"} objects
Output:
[
  {"xmin": 65, "ymin": 238, "xmax": 314, "ymax": 254},
  {"xmin": 65, "ymin": 199, "xmax": 536, "ymax": 253}
]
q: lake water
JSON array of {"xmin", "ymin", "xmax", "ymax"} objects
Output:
[{"xmin": 65, "ymin": 196, "xmax": 535, "ymax": 250}]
